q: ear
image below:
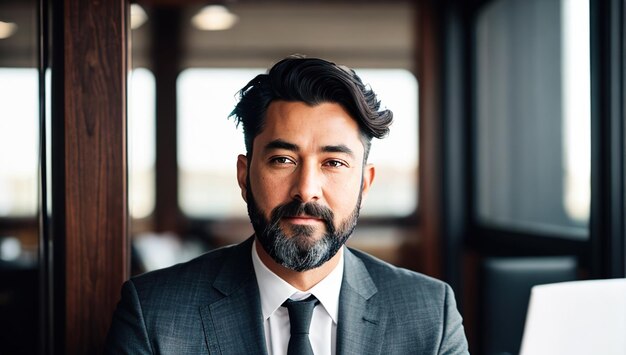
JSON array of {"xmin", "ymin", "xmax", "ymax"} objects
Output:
[
  {"xmin": 361, "ymin": 163, "xmax": 375, "ymax": 200},
  {"xmin": 236, "ymin": 154, "xmax": 249, "ymax": 202}
]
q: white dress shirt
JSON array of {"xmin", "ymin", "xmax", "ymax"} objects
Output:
[{"xmin": 252, "ymin": 240, "xmax": 344, "ymax": 355}]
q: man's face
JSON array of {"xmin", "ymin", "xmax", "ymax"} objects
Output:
[{"xmin": 237, "ymin": 101, "xmax": 375, "ymax": 271}]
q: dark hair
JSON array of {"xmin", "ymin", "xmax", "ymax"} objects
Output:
[{"xmin": 229, "ymin": 56, "xmax": 393, "ymax": 160}]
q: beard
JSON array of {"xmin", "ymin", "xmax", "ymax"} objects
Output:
[{"xmin": 246, "ymin": 177, "xmax": 362, "ymax": 272}]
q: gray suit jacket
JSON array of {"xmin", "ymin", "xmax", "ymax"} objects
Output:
[{"xmin": 105, "ymin": 237, "xmax": 469, "ymax": 354}]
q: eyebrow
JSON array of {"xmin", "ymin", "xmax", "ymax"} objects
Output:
[
  {"xmin": 264, "ymin": 139, "xmax": 299, "ymax": 153},
  {"xmin": 321, "ymin": 144, "xmax": 355, "ymax": 158},
  {"xmin": 264, "ymin": 139, "xmax": 355, "ymax": 158}
]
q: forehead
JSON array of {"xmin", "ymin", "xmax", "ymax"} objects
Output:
[{"xmin": 255, "ymin": 101, "xmax": 364, "ymax": 154}]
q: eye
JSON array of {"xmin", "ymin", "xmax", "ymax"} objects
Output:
[
  {"xmin": 323, "ymin": 160, "xmax": 347, "ymax": 168},
  {"xmin": 269, "ymin": 156, "xmax": 296, "ymax": 166}
]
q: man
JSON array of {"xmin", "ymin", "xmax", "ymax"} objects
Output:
[{"xmin": 106, "ymin": 57, "xmax": 469, "ymax": 354}]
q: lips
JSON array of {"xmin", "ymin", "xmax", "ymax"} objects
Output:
[{"xmin": 282, "ymin": 215, "xmax": 324, "ymax": 224}]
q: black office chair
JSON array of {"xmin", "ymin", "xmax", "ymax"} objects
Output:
[{"xmin": 480, "ymin": 256, "xmax": 578, "ymax": 355}]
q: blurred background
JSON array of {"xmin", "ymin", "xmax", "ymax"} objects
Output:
[{"xmin": 0, "ymin": 0, "xmax": 624, "ymax": 354}]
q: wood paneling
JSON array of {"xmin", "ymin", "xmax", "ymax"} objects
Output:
[{"xmin": 61, "ymin": 0, "xmax": 129, "ymax": 352}]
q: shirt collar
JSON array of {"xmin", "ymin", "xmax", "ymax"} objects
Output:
[{"xmin": 251, "ymin": 240, "xmax": 344, "ymax": 324}]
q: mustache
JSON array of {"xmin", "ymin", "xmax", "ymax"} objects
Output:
[{"xmin": 268, "ymin": 200, "xmax": 335, "ymax": 232}]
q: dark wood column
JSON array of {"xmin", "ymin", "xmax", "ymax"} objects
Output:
[
  {"xmin": 152, "ymin": 7, "xmax": 182, "ymax": 234},
  {"xmin": 415, "ymin": 0, "xmax": 444, "ymax": 279},
  {"xmin": 51, "ymin": 0, "xmax": 129, "ymax": 353}
]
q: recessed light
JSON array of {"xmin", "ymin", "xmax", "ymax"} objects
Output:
[
  {"xmin": 131, "ymin": 4, "xmax": 148, "ymax": 30},
  {"xmin": 191, "ymin": 5, "xmax": 239, "ymax": 31},
  {"xmin": 0, "ymin": 21, "xmax": 17, "ymax": 40}
]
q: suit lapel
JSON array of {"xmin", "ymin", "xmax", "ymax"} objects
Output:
[
  {"xmin": 336, "ymin": 249, "xmax": 385, "ymax": 355},
  {"xmin": 199, "ymin": 238, "xmax": 268, "ymax": 355}
]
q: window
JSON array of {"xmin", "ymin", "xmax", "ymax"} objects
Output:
[
  {"xmin": 177, "ymin": 68, "xmax": 418, "ymax": 218},
  {"xmin": 474, "ymin": 0, "xmax": 590, "ymax": 237},
  {"xmin": 177, "ymin": 68, "xmax": 260, "ymax": 218},
  {"xmin": 0, "ymin": 68, "xmax": 39, "ymax": 217},
  {"xmin": 128, "ymin": 68, "xmax": 156, "ymax": 219},
  {"xmin": 355, "ymin": 69, "xmax": 418, "ymax": 217}
]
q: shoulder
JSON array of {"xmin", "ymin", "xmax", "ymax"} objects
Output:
[
  {"xmin": 347, "ymin": 247, "xmax": 448, "ymax": 288},
  {"xmin": 346, "ymin": 247, "xmax": 450, "ymax": 301},
  {"xmin": 107, "ymin": 241, "xmax": 255, "ymax": 353},
  {"xmin": 128, "ymin": 240, "xmax": 252, "ymax": 304},
  {"xmin": 345, "ymin": 248, "xmax": 468, "ymax": 352}
]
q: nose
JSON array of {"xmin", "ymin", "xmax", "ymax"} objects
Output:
[{"xmin": 290, "ymin": 161, "xmax": 322, "ymax": 203}]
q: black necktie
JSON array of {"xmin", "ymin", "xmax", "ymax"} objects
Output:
[{"xmin": 283, "ymin": 295, "xmax": 319, "ymax": 355}]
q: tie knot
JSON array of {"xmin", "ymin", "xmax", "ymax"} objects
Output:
[{"xmin": 283, "ymin": 295, "xmax": 319, "ymax": 335}]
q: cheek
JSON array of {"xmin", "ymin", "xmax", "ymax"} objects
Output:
[
  {"xmin": 326, "ymin": 174, "xmax": 363, "ymax": 212},
  {"xmin": 250, "ymin": 169, "xmax": 289, "ymax": 207}
]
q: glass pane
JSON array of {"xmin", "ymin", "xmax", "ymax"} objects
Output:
[
  {"xmin": 0, "ymin": 2, "xmax": 39, "ymax": 258},
  {"xmin": 129, "ymin": 68, "xmax": 156, "ymax": 219},
  {"xmin": 347, "ymin": 69, "xmax": 418, "ymax": 217},
  {"xmin": 0, "ymin": 68, "xmax": 39, "ymax": 217},
  {"xmin": 177, "ymin": 68, "xmax": 261, "ymax": 218},
  {"xmin": 0, "ymin": 1, "xmax": 40, "ymax": 354},
  {"xmin": 177, "ymin": 68, "xmax": 418, "ymax": 218},
  {"xmin": 475, "ymin": 0, "xmax": 590, "ymax": 237}
]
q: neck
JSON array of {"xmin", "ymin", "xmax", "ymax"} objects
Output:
[{"xmin": 254, "ymin": 237, "xmax": 342, "ymax": 291}]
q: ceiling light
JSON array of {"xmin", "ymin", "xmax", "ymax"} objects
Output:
[
  {"xmin": 130, "ymin": 4, "xmax": 148, "ymax": 30},
  {"xmin": 0, "ymin": 21, "xmax": 17, "ymax": 40},
  {"xmin": 192, "ymin": 5, "xmax": 239, "ymax": 31}
]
